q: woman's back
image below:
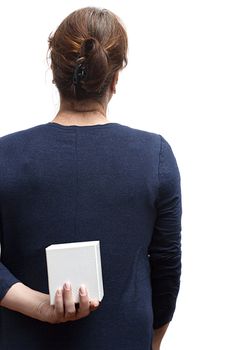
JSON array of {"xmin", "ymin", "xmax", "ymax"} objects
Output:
[
  {"xmin": 0, "ymin": 121, "xmax": 173, "ymax": 349},
  {"xmin": 0, "ymin": 6, "xmax": 182, "ymax": 349}
]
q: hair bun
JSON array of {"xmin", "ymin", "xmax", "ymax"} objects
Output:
[
  {"xmin": 78, "ymin": 37, "xmax": 109, "ymax": 94},
  {"xmin": 48, "ymin": 7, "xmax": 128, "ymax": 100},
  {"xmin": 81, "ymin": 38, "xmax": 96, "ymax": 56}
]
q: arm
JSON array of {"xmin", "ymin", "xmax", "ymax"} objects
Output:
[
  {"xmin": 0, "ymin": 281, "xmax": 48, "ymax": 319},
  {"xmin": 0, "ymin": 242, "xmax": 20, "ymax": 302},
  {"xmin": 0, "ymin": 222, "xmax": 98, "ymax": 323},
  {"xmin": 0, "ymin": 221, "xmax": 20, "ymax": 300},
  {"xmin": 149, "ymin": 136, "xmax": 182, "ymax": 344},
  {"xmin": 0, "ymin": 281, "xmax": 99, "ymax": 323},
  {"xmin": 152, "ymin": 323, "xmax": 169, "ymax": 350}
]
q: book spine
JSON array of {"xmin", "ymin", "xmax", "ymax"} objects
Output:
[{"xmin": 95, "ymin": 242, "xmax": 104, "ymax": 300}]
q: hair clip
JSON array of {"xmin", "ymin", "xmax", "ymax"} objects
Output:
[{"xmin": 73, "ymin": 63, "xmax": 87, "ymax": 85}]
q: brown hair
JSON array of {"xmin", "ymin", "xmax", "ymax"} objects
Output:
[{"xmin": 47, "ymin": 7, "xmax": 128, "ymax": 100}]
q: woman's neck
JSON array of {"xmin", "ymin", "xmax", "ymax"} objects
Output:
[{"xmin": 51, "ymin": 97, "xmax": 111, "ymax": 126}]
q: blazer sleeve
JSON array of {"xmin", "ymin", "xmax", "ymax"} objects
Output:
[
  {"xmin": 0, "ymin": 222, "xmax": 20, "ymax": 301},
  {"xmin": 148, "ymin": 136, "xmax": 182, "ymax": 329}
]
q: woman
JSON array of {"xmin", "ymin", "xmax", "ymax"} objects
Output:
[{"xmin": 0, "ymin": 7, "xmax": 182, "ymax": 350}]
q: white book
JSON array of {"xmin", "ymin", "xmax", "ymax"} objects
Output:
[{"xmin": 45, "ymin": 240, "xmax": 104, "ymax": 305}]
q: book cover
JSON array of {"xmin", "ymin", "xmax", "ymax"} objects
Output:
[{"xmin": 45, "ymin": 240, "xmax": 104, "ymax": 305}]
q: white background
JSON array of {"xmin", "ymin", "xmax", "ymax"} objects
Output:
[{"xmin": 0, "ymin": 1, "xmax": 232, "ymax": 349}]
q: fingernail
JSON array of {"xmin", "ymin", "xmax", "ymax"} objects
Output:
[
  {"xmin": 93, "ymin": 300, "xmax": 99, "ymax": 307},
  {"xmin": 64, "ymin": 282, "xmax": 71, "ymax": 290},
  {"xmin": 57, "ymin": 288, "xmax": 62, "ymax": 296},
  {"xmin": 79, "ymin": 285, "xmax": 86, "ymax": 296}
]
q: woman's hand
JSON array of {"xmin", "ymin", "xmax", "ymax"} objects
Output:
[
  {"xmin": 152, "ymin": 323, "xmax": 169, "ymax": 350},
  {"xmin": 36, "ymin": 282, "xmax": 99, "ymax": 324},
  {"xmin": 0, "ymin": 282, "xmax": 99, "ymax": 324},
  {"xmin": 152, "ymin": 342, "xmax": 160, "ymax": 350},
  {"xmin": 152, "ymin": 346, "xmax": 160, "ymax": 350}
]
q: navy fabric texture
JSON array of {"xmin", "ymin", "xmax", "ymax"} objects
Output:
[{"xmin": 0, "ymin": 122, "xmax": 182, "ymax": 349}]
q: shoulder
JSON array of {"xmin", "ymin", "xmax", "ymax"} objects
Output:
[
  {"xmin": 0, "ymin": 124, "xmax": 47, "ymax": 158},
  {"xmin": 118, "ymin": 125, "xmax": 180, "ymax": 180},
  {"xmin": 115, "ymin": 123, "xmax": 162, "ymax": 147},
  {"xmin": 0, "ymin": 124, "xmax": 45, "ymax": 143}
]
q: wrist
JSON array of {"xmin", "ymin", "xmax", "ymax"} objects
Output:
[
  {"xmin": 1, "ymin": 282, "xmax": 49, "ymax": 321},
  {"xmin": 152, "ymin": 323, "xmax": 169, "ymax": 348},
  {"xmin": 32, "ymin": 294, "xmax": 50, "ymax": 322}
]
